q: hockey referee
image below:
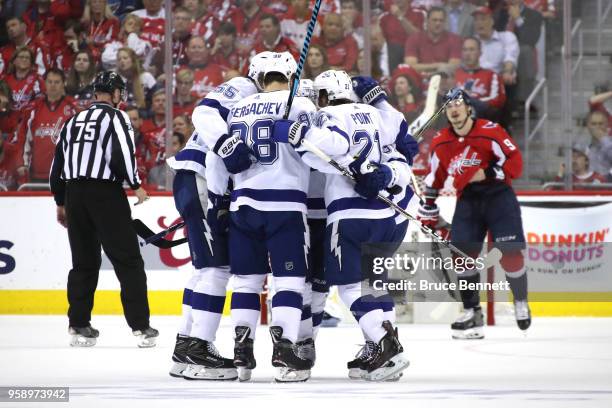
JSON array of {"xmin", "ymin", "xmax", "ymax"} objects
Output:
[{"xmin": 50, "ymin": 71, "xmax": 158, "ymax": 348}]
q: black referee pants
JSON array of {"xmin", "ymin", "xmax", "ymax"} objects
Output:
[{"xmin": 65, "ymin": 180, "xmax": 150, "ymax": 331}]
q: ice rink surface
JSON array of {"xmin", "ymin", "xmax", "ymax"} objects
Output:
[{"xmin": 1, "ymin": 315, "xmax": 611, "ymax": 408}]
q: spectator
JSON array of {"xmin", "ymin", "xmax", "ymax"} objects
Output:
[
  {"xmin": 131, "ymin": 0, "xmax": 165, "ymax": 48},
  {"xmin": 183, "ymin": 36, "xmax": 224, "ymax": 99},
  {"xmin": 340, "ymin": 0, "xmax": 363, "ymax": 45},
  {"xmin": 281, "ymin": 0, "xmax": 321, "ymax": 47},
  {"xmin": 190, "ymin": 0, "xmax": 221, "ymax": 46},
  {"xmin": 115, "ymin": 47, "xmax": 156, "ymax": 110},
  {"xmin": 379, "ymin": 0, "xmax": 426, "ymax": 73},
  {"xmin": 473, "ymin": 7, "xmax": 518, "ymax": 85},
  {"xmin": 254, "ymin": 14, "xmax": 298, "ymax": 57},
  {"xmin": 524, "ymin": 0, "xmax": 556, "ymax": 19},
  {"xmin": 0, "ymin": 80, "xmax": 18, "ymax": 138},
  {"xmin": 150, "ymin": 6, "xmax": 193, "ymax": 76},
  {"xmin": 556, "ymin": 144, "xmax": 608, "ymax": 188},
  {"xmin": 125, "ymin": 104, "xmax": 149, "ymax": 184},
  {"xmin": 0, "ymin": 130, "xmax": 21, "ymax": 190},
  {"xmin": 494, "ymin": 0, "xmax": 542, "ymax": 107},
  {"xmin": 584, "ymin": 111, "xmax": 612, "ymax": 179},
  {"xmin": 81, "ymin": 0, "xmax": 120, "ymax": 63},
  {"xmin": 412, "ymin": 0, "xmax": 444, "ymax": 9},
  {"xmin": 141, "ymin": 88, "xmax": 166, "ymax": 172},
  {"xmin": 173, "ymin": 68, "xmax": 197, "ymax": 118},
  {"xmin": 173, "ymin": 114, "xmax": 194, "ymax": 138},
  {"xmin": 454, "ymin": 36, "xmax": 506, "ymax": 122},
  {"xmin": 52, "ymin": 19, "xmax": 83, "ymax": 73},
  {"xmin": 101, "ymin": 14, "xmax": 153, "ymax": 70},
  {"xmin": 211, "ymin": 22, "xmax": 242, "ymax": 72},
  {"xmin": 229, "ymin": 0, "xmax": 268, "ymax": 57},
  {"xmin": 0, "ymin": 17, "xmax": 45, "ymax": 76},
  {"xmin": 369, "ymin": 23, "xmax": 391, "ymax": 77},
  {"xmin": 388, "ymin": 65, "xmax": 424, "ymax": 122},
  {"xmin": 147, "ymin": 131, "xmax": 187, "ymax": 189},
  {"xmin": 589, "ymin": 84, "xmax": 612, "ymax": 130},
  {"xmin": 16, "ymin": 68, "xmax": 77, "ymax": 183},
  {"xmin": 107, "ymin": 0, "xmax": 137, "ymax": 19},
  {"xmin": 24, "ymin": 0, "xmax": 82, "ymax": 50},
  {"xmin": 445, "ymin": 0, "xmax": 477, "ymax": 37},
  {"xmin": 223, "ymin": 69, "xmax": 241, "ymax": 81},
  {"xmin": 2, "ymin": 47, "xmax": 45, "ymax": 111},
  {"xmin": 404, "ymin": 7, "xmax": 461, "ymax": 77},
  {"xmin": 65, "ymin": 50, "xmax": 97, "ymax": 111},
  {"xmin": 313, "ymin": 13, "xmax": 358, "ymax": 72},
  {"xmin": 303, "ymin": 43, "xmax": 329, "ymax": 80}
]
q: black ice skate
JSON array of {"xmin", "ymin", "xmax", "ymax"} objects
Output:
[
  {"xmin": 514, "ymin": 300, "xmax": 532, "ymax": 331},
  {"xmin": 347, "ymin": 340, "xmax": 376, "ymax": 379},
  {"xmin": 451, "ymin": 307, "xmax": 485, "ymax": 339},
  {"xmin": 234, "ymin": 326, "xmax": 256, "ymax": 382},
  {"xmin": 132, "ymin": 327, "xmax": 159, "ymax": 348},
  {"xmin": 69, "ymin": 325, "xmax": 99, "ymax": 347},
  {"xmin": 364, "ymin": 321, "xmax": 410, "ymax": 382},
  {"xmin": 296, "ymin": 338, "xmax": 316, "ymax": 369},
  {"xmin": 182, "ymin": 338, "xmax": 237, "ymax": 381},
  {"xmin": 169, "ymin": 334, "xmax": 191, "ymax": 377},
  {"xmin": 269, "ymin": 326, "xmax": 311, "ymax": 382}
]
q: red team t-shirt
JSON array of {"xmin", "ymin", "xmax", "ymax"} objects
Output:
[{"xmin": 455, "ymin": 67, "xmax": 506, "ymax": 110}]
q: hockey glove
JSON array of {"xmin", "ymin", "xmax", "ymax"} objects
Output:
[
  {"xmin": 395, "ymin": 131, "xmax": 419, "ymax": 165},
  {"xmin": 417, "ymin": 201, "xmax": 440, "ymax": 230},
  {"xmin": 351, "ymin": 76, "xmax": 387, "ymax": 105},
  {"xmin": 206, "ymin": 191, "xmax": 231, "ymax": 235},
  {"xmin": 485, "ymin": 163, "xmax": 506, "ymax": 182},
  {"xmin": 271, "ymin": 119, "xmax": 309, "ymax": 147},
  {"xmin": 213, "ymin": 134, "xmax": 252, "ymax": 174},
  {"xmin": 354, "ymin": 162, "xmax": 393, "ymax": 199}
]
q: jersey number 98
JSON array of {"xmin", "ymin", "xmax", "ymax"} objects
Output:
[{"xmin": 230, "ymin": 119, "xmax": 278, "ymax": 165}]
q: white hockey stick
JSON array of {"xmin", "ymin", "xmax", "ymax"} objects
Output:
[{"xmin": 408, "ymin": 74, "xmax": 441, "ymax": 138}]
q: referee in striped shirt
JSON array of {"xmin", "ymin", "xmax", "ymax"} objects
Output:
[{"xmin": 50, "ymin": 71, "xmax": 158, "ymax": 348}]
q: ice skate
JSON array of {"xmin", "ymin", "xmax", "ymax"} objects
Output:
[
  {"xmin": 182, "ymin": 338, "xmax": 237, "ymax": 381},
  {"xmin": 234, "ymin": 326, "xmax": 256, "ymax": 382},
  {"xmin": 364, "ymin": 321, "xmax": 410, "ymax": 382},
  {"xmin": 451, "ymin": 307, "xmax": 485, "ymax": 339},
  {"xmin": 320, "ymin": 311, "xmax": 341, "ymax": 327},
  {"xmin": 514, "ymin": 300, "xmax": 532, "ymax": 331},
  {"xmin": 270, "ymin": 326, "xmax": 311, "ymax": 382},
  {"xmin": 347, "ymin": 341, "xmax": 375, "ymax": 379},
  {"xmin": 132, "ymin": 327, "xmax": 159, "ymax": 348},
  {"xmin": 296, "ymin": 338, "xmax": 316, "ymax": 369},
  {"xmin": 69, "ymin": 325, "xmax": 99, "ymax": 347},
  {"xmin": 169, "ymin": 334, "xmax": 191, "ymax": 377}
]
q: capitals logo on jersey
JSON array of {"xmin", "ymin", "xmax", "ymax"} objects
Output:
[{"xmin": 448, "ymin": 145, "xmax": 482, "ymax": 177}]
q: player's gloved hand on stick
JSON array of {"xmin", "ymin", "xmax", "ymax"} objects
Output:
[
  {"xmin": 213, "ymin": 133, "xmax": 253, "ymax": 174},
  {"xmin": 353, "ymin": 161, "xmax": 393, "ymax": 199},
  {"xmin": 271, "ymin": 119, "xmax": 309, "ymax": 146},
  {"xmin": 417, "ymin": 200, "xmax": 440, "ymax": 230},
  {"xmin": 351, "ymin": 76, "xmax": 387, "ymax": 105},
  {"xmin": 206, "ymin": 191, "xmax": 231, "ymax": 235}
]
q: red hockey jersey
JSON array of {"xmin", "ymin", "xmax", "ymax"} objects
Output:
[
  {"xmin": 455, "ymin": 67, "xmax": 506, "ymax": 110},
  {"xmin": 425, "ymin": 119, "xmax": 523, "ymax": 195},
  {"xmin": 18, "ymin": 96, "xmax": 78, "ymax": 180},
  {"xmin": 3, "ymin": 72, "xmax": 45, "ymax": 111},
  {"xmin": 0, "ymin": 141, "xmax": 23, "ymax": 190}
]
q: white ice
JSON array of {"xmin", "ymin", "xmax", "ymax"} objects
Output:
[{"xmin": 0, "ymin": 316, "xmax": 611, "ymax": 408}]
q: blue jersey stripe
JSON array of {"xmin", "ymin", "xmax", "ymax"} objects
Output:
[
  {"xmin": 231, "ymin": 188, "xmax": 307, "ymax": 204},
  {"xmin": 307, "ymin": 197, "xmax": 326, "ymax": 210},
  {"xmin": 198, "ymin": 98, "xmax": 230, "ymax": 121},
  {"xmin": 327, "ymin": 196, "xmax": 389, "ymax": 214},
  {"xmin": 174, "ymin": 149, "xmax": 207, "ymax": 166},
  {"xmin": 327, "ymin": 125, "xmax": 350, "ymax": 143}
]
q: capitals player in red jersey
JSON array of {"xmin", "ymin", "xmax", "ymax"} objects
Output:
[{"xmin": 419, "ymin": 88, "xmax": 530, "ymax": 339}]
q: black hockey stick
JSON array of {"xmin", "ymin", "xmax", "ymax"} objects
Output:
[
  {"xmin": 132, "ymin": 219, "xmax": 187, "ymax": 248},
  {"xmin": 283, "ymin": 0, "xmax": 322, "ymax": 119}
]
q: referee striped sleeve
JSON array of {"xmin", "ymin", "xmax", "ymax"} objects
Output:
[{"xmin": 110, "ymin": 109, "xmax": 141, "ymax": 189}]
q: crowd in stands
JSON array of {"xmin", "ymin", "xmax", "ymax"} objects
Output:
[{"xmin": 0, "ymin": 0, "xmax": 609, "ymax": 192}]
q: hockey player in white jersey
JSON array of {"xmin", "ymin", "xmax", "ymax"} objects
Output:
[
  {"xmin": 270, "ymin": 70, "xmax": 413, "ymax": 381},
  {"xmin": 166, "ymin": 52, "xmax": 270, "ymax": 380},
  {"xmin": 226, "ymin": 52, "xmax": 324, "ymax": 383}
]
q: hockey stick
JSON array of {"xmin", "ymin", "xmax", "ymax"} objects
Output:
[
  {"xmin": 408, "ymin": 74, "xmax": 441, "ymax": 139},
  {"xmin": 299, "ymin": 138, "xmax": 502, "ymax": 267},
  {"xmin": 132, "ymin": 219, "xmax": 187, "ymax": 248},
  {"xmin": 283, "ymin": 0, "xmax": 323, "ymax": 119}
]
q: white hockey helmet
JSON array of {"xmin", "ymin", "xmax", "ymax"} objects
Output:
[
  {"xmin": 297, "ymin": 79, "xmax": 316, "ymax": 103},
  {"xmin": 313, "ymin": 70, "xmax": 355, "ymax": 106},
  {"xmin": 262, "ymin": 51, "xmax": 297, "ymax": 83},
  {"xmin": 248, "ymin": 51, "xmax": 274, "ymax": 90}
]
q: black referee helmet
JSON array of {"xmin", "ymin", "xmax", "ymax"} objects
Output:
[{"xmin": 94, "ymin": 71, "xmax": 127, "ymax": 101}]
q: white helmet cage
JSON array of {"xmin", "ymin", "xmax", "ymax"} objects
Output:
[
  {"xmin": 262, "ymin": 51, "xmax": 297, "ymax": 85},
  {"xmin": 313, "ymin": 70, "xmax": 355, "ymax": 107},
  {"xmin": 248, "ymin": 51, "xmax": 275, "ymax": 90}
]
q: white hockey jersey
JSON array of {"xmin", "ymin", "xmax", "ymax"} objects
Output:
[
  {"xmin": 307, "ymin": 170, "xmax": 327, "ymax": 219},
  {"xmin": 300, "ymin": 102, "xmax": 406, "ymax": 225},
  {"xmin": 227, "ymin": 90, "xmax": 317, "ymax": 213}
]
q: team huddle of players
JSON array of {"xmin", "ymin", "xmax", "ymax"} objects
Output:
[{"xmin": 165, "ymin": 50, "xmax": 531, "ymax": 383}]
